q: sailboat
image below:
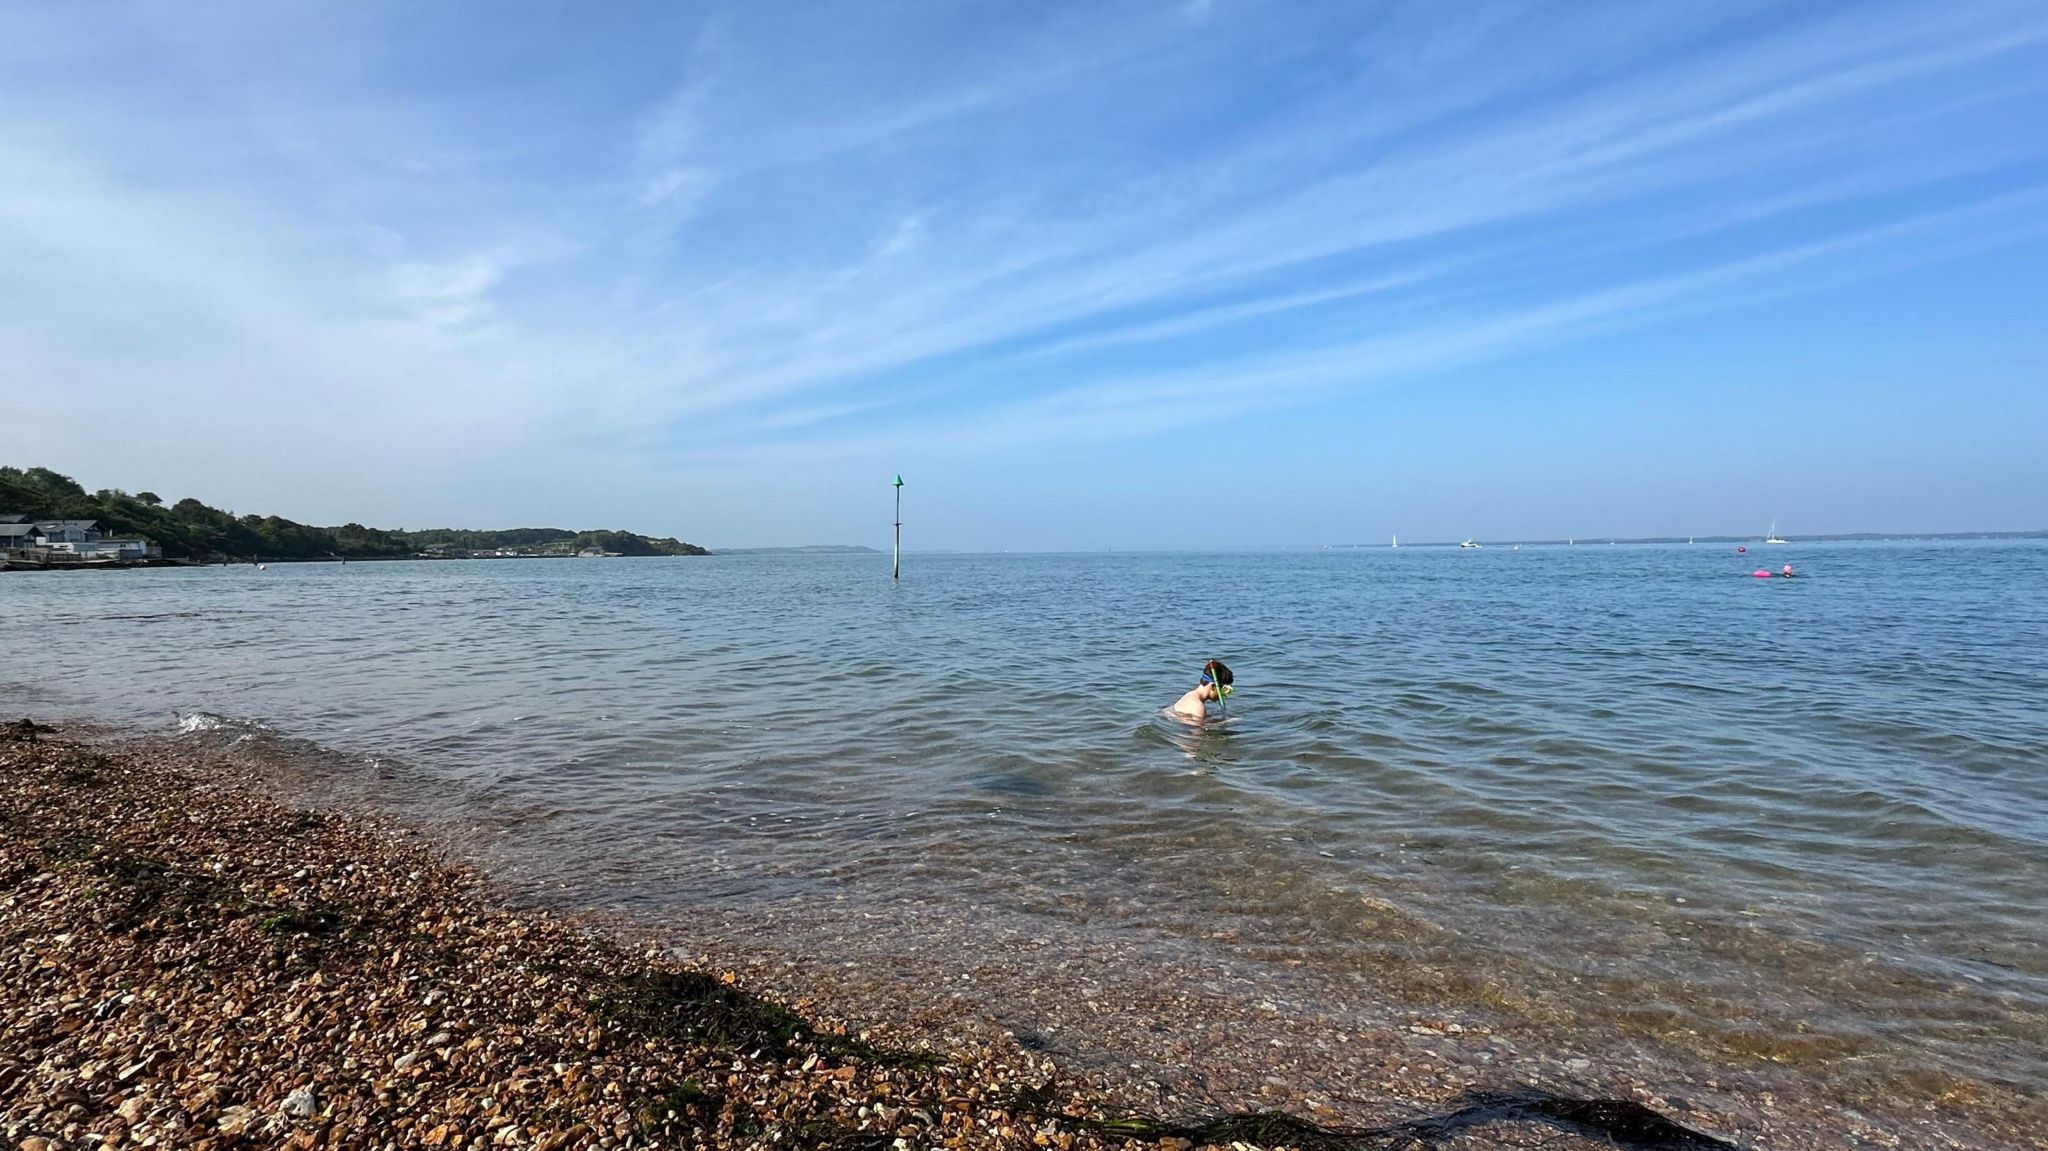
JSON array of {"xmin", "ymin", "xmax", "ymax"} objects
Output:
[
  {"xmin": 1765, "ymin": 520, "xmax": 1788, "ymax": 545},
  {"xmin": 1391, "ymin": 534, "xmax": 1398, "ymax": 549}
]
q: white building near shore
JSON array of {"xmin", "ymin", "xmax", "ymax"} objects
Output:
[{"xmin": 0, "ymin": 517, "xmax": 160, "ymax": 560}]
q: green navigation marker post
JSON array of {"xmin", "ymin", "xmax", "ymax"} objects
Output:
[{"xmin": 893, "ymin": 475, "xmax": 904, "ymax": 580}]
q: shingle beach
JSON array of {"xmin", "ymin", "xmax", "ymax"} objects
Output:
[{"xmin": 0, "ymin": 725, "xmax": 2023, "ymax": 1150}]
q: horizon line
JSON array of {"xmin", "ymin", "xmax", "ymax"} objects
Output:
[{"xmin": 711, "ymin": 529, "xmax": 2048, "ymax": 554}]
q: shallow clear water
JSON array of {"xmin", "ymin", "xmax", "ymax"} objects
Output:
[{"xmin": 5, "ymin": 543, "xmax": 2046, "ymax": 1104}]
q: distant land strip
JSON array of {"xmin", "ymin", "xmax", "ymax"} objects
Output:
[
  {"xmin": 1332, "ymin": 531, "xmax": 2048, "ymax": 548},
  {"xmin": 0, "ymin": 464, "xmax": 707, "ymax": 563}
]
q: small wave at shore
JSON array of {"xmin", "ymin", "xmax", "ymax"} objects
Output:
[
  {"xmin": 141, "ymin": 710, "xmax": 2048, "ymax": 1138},
  {"xmin": 178, "ymin": 710, "xmax": 264, "ymax": 735}
]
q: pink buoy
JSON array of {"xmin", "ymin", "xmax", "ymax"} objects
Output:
[{"xmin": 1752, "ymin": 569, "xmax": 1770, "ymax": 578}]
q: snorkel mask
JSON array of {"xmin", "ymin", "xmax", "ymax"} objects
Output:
[{"xmin": 1201, "ymin": 664, "xmax": 1233, "ymax": 703}]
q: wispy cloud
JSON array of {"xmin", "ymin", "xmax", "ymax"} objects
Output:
[
  {"xmin": 869, "ymin": 214, "xmax": 926, "ymax": 261},
  {"xmin": 565, "ymin": 1, "xmax": 2048, "ymax": 455},
  {"xmin": 714, "ymin": 182, "xmax": 2048, "ymax": 462},
  {"xmin": 638, "ymin": 167, "xmax": 718, "ymax": 209},
  {"xmin": 1022, "ymin": 266, "xmax": 1444, "ymax": 360},
  {"xmin": 387, "ymin": 256, "xmax": 505, "ymax": 328}
]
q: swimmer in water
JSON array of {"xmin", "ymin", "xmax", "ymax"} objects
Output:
[
  {"xmin": 1170, "ymin": 659, "xmax": 1234, "ymax": 720},
  {"xmin": 1780, "ymin": 564, "xmax": 1795, "ymax": 578}
]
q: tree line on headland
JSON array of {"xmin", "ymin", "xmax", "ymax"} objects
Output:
[{"xmin": 1, "ymin": 465, "xmax": 708, "ymax": 561}]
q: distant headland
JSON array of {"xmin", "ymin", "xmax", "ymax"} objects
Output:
[{"xmin": 1, "ymin": 464, "xmax": 707, "ymax": 565}]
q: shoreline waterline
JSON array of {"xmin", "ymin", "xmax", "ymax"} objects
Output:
[
  {"xmin": 0, "ymin": 726, "xmax": 1784, "ymax": 1151},
  {"xmin": 6, "ymin": 717, "xmax": 2041, "ymax": 1149}
]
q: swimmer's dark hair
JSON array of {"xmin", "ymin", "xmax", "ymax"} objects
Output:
[{"xmin": 1203, "ymin": 659, "xmax": 1233, "ymax": 686}]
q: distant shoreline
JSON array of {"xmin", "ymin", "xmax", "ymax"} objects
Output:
[
  {"xmin": 9, "ymin": 534, "xmax": 2043, "ymax": 572},
  {"xmin": 2, "ymin": 464, "xmax": 711, "ymax": 565},
  {"xmin": 1333, "ymin": 530, "xmax": 2048, "ymax": 549},
  {"xmin": 0, "ymin": 552, "xmax": 707, "ymax": 573}
]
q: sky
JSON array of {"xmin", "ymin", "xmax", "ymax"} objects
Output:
[{"xmin": 3, "ymin": 0, "xmax": 2046, "ymax": 550}]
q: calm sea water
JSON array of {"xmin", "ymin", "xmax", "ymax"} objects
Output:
[{"xmin": 5, "ymin": 544, "xmax": 2045, "ymax": 1106}]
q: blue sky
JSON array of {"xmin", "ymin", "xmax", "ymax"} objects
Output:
[{"xmin": 3, "ymin": 1, "xmax": 2046, "ymax": 548}]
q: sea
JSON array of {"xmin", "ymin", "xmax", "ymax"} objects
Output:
[{"xmin": 5, "ymin": 542, "xmax": 2044, "ymax": 1122}]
